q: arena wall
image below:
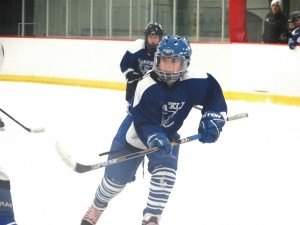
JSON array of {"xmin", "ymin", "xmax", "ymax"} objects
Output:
[{"xmin": 0, "ymin": 37, "xmax": 299, "ymax": 105}]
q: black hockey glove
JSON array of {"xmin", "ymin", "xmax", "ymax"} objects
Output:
[
  {"xmin": 126, "ymin": 71, "xmax": 142, "ymax": 83},
  {"xmin": 125, "ymin": 71, "xmax": 142, "ymax": 102},
  {"xmin": 198, "ymin": 111, "xmax": 225, "ymax": 143}
]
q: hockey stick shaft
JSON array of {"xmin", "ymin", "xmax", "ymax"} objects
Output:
[
  {"xmin": 56, "ymin": 133, "xmax": 201, "ymax": 173},
  {"xmin": 0, "ymin": 108, "xmax": 45, "ymax": 133},
  {"xmin": 226, "ymin": 112, "xmax": 248, "ymax": 121},
  {"xmin": 193, "ymin": 106, "xmax": 248, "ymax": 122},
  {"xmin": 98, "ymin": 112, "xmax": 248, "ymax": 157}
]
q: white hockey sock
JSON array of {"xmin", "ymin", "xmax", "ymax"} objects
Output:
[
  {"xmin": 95, "ymin": 175, "xmax": 125, "ymax": 207},
  {"xmin": 145, "ymin": 167, "xmax": 176, "ymax": 215}
]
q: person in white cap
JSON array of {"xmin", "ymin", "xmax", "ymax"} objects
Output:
[{"xmin": 262, "ymin": 0, "xmax": 288, "ymax": 43}]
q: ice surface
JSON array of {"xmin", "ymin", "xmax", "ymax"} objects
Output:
[{"xmin": 0, "ymin": 81, "xmax": 300, "ymax": 225}]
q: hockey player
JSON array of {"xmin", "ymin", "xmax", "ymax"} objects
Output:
[
  {"xmin": 81, "ymin": 35, "xmax": 227, "ymax": 225},
  {"xmin": 0, "ymin": 41, "xmax": 4, "ymax": 131},
  {"xmin": 0, "ymin": 40, "xmax": 17, "ymax": 225},
  {"xmin": 120, "ymin": 22, "xmax": 163, "ymax": 102},
  {"xmin": 0, "ymin": 168, "xmax": 17, "ymax": 225},
  {"xmin": 288, "ymin": 15, "xmax": 300, "ymax": 49}
]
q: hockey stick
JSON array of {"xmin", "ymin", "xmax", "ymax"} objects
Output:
[
  {"xmin": 56, "ymin": 133, "xmax": 201, "ymax": 173},
  {"xmin": 98, "ymin": 112, "xmax": 248, "ymax": 157},
  {"xmin": 56, "ymin": 112, "xmax": 248, "ymax": 173},
  {"xmin": 0, "ymin": 108, "xmax": 45, "ymax": 133}
]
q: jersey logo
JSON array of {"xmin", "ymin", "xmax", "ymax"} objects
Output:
[
  {"xmin": 139, "ymin": 59, "xmax": 153, "ymax": 75},
  {"xmin": 161, "ymin": 102, "xmax": 185, "ymax": 128},
  {"xmin": 0, "ymin": 201, "xmax": 13, "ymax": 208}
]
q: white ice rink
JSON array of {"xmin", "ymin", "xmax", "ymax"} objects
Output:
[{"xmin": 1, "ymin": 81, "xmax": 300, "ymax": 225}]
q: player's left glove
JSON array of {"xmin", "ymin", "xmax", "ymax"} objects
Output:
[
  {"xmin": 147, "ymin": 132, "xmax": 172, "ymax": 155},
  {"xmin": 198, "ymin": 111, "xmax": 225, "ymax": 143}
]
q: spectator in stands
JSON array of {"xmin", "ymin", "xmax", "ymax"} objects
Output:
[{"xmin": 262, "ymin": 0, "xmax": 287, "ymax": 43}]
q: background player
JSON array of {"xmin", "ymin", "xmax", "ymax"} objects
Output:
[{"xmin": 120, "ymin": 22, "xmax": 163, "ymax": 102}]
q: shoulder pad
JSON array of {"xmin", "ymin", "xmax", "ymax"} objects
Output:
[
  {"xmin": 181, "ymin": 70, "xmax": 209, "ymax": 80},
  {"xmin": 128, "ymin": 39, "xmax": 145, "ymax": 54},
  {"xmin": 132, "ymin": 75, "xmax": 156, "ymax": 107}
]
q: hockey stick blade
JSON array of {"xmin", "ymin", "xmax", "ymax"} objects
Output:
[
  {"xmin": 0, "ymin": 108, "xmax": 45, "ymax": 133},
  {"xmin": 29, "ymin": 127, "xmax": 45, "ymax": 133},
  {"xmin": 56, "ymin": 133, "xmax": 201, "ymax": 173},
  {"xmin": 55, "ymin": 142, "xmax": 77, "ymax": 171}
]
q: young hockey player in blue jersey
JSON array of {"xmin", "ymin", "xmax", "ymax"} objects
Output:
[
  {"xmin": 0, "ymin": 42, "xmax": 16, "ymax": 225},
  {"xmin": 81, "ymin": 35, "xmax": 227, "ymax": 225},
  {"xmin": 288, "ymin": 15, "xmax": 300, "ymax": 49},
  {"xmin": 0, "ymin": 168, "xmax": 17, "ymax": 225},
  {"xmin": 120, "ymin": 22, "xmax": 163, "ymax": 102}
]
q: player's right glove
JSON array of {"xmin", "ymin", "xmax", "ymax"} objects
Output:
[
  {"xmin": 147, "ymin": 132, "xmax": 172, "ymax": 155},
  {"xmin": 198, "ymin": 111, "xmax": 225, "ymax": 143},
  {"xmin": 288, "ymin": 38, "xmax": 296, "ymax": 50}
]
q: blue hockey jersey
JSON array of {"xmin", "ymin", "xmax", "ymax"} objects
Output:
[{"xmin": 125, "ymin": 70, "xmax": 227, "ymax": 150}]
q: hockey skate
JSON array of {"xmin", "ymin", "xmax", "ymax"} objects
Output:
[
  {"xmin": 0, "ymin": 117, "xmax": 4, "ymax": 131},
  {"xmin": 81, "ymin": 203, "xmax": 105, "ymax": 225},
  {"xmin": 142, "ymin": 214, "xmax": 160, "ymax": 225}
]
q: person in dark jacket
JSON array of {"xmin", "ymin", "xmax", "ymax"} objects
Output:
[{"xmin": 262, "ymin": 0, "xmax": 287, "ymax": 43}]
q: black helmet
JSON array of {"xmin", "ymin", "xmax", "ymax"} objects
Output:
[
  {"xmin": 144, "ymin": 22, "xmax": 163, "ymax": 37},
  {"xmin": 144, "ymin": 22, "xmax": 163, "ymax": 55}
]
